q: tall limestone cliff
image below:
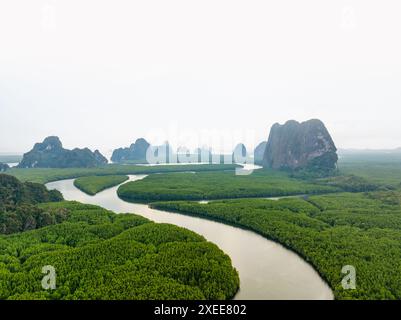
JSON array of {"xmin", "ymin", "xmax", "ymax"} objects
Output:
[
  {"xmin": 262, "ymin": 119, "xmax": 338, "ymax": 175},
  {"xmin": 254, "ymin": 141, "xmax": 267, "ymax": 165},
  {"xmin": 111, "ymin": 138, "xmax": 150, "ymax": 163},
  {"xmin": 17, "ymin": 136, "xmax": 108, "ymax": 168}
]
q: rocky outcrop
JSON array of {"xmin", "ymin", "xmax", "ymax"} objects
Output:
[
  {"xmin": 0, "ymin": 163, "xmax": 9, "ymax": 172},
  {"xmin": 17, "ymin": 136, "xmax": 108, "ymax": 168},
  {"xmin": 254, "ymin": 141, "xmax": 267, "ymax": 165},
  {"xmin": 111, "ymin": 138, "xmax": 150, "ymax": 163},
  {"xmin": 262, "ymin": 119, "xmax": 338, "ymax": 175}
]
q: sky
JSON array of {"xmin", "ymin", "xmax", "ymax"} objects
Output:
[{"xmin": 1, "ymin": 0, "xmax": 400, "ymax": 156}]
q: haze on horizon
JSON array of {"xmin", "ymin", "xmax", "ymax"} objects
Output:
[{"xmin": 1, "ymin": 1, "xmax": 400, "ymax": 155}]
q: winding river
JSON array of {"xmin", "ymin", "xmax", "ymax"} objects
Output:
[{"xmin": 46, "ymin": 175, "xmax": 334, "ymax": 300}]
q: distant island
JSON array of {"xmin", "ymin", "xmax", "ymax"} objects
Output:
[
  {"xmin": 112, "ymin": 139, "xmax": 217, "ymax": 164},
  {"xmin": 115, "ymin": 119, "xmax": 338, "ymax": 174},
  {"xmin": 111, "ymin": 138, "xmax": 150, "ymax": 164},
  {"xmin": 254, "ymin": 141, "xmax": 267, "ymax": 165},
  {"xmin": 8, "ymin": 124, "xmax": 397, "ymax": 179},
  {"xmin": 17, "ymin": 136, "xmax": 108, "ymax": 168},
  {"xmin": 15, "ymin": 119, "xmax": 338, "ymax": 174}
]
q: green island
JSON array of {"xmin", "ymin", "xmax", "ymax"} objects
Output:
[
  {"xmin": 74, "ymin": 175, "xmax": 129, "ymax": 195},
  {"xmin": 0, "ymin": 174, "xmax": 239, "ymax": 300},
  {"xmin": 117, "ymin": 169, "xmax": 341, "ymax": 202}
]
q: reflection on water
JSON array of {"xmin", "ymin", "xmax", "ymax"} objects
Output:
[{"xmin": 46, "ymin": 175, "xmax": 333, "ymax": 300}]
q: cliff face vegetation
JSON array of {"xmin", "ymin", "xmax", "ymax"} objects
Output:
[
  {"xmin": 262, "ymin": 119, "xmax": 338, "ymax": 176},
  {"xmin": 18, "ymin": 136, "xmax": 108, "ymax": 169}
]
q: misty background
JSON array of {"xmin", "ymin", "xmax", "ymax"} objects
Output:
[{"xmin": 1, "ymin": 1, "xmax": 400, "ymax": 156}]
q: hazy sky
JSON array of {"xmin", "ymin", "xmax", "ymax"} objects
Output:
[{"xmin": 1, "ymin": 1, "xmax": 400, "ymax": 155}]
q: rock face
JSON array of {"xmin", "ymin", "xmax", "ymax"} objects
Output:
[
  {"xmin": 262, "ymin": 119, "xmax": 338, "ymax": 174},
  {"xmin": 0, "ymin": 163, "xmax": 9, "ymax": 172},
  {"xmin": 111, "ymin": 138, "xmax": 150, "ymax": 163},
  {"xmin": 18, "ymin": 136, "xmax": 108, "ymax": 168},
  {"xmin": 254, "ymin": 141, "xmax": 267, "ymax": 165}
]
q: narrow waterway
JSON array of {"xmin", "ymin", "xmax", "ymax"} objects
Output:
[{"xmin": 46, "ymin": 175, "xmax": 334, "ymax": 300}]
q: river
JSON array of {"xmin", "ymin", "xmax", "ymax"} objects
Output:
[{"xmin": 46, "ymin": 175, "xmax": 334, "ymax": 300}]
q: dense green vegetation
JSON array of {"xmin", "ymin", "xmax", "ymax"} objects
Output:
[
  {"xmin": 74, "ymin": 175, "xmax": 129, "ymax": 195},
  {"xmin": 0, "ymin": 201, "xmax": 239, "ymax": 300},
  {"xmin": 0, "ymin": 174, "xmax": 62, "ymax": 211},
  {"xmin": 0, "ymin": 174, "xmax": 64, "ymax": 234},
  {"xmin": 4, "ymin": 155, "xmax": 401, "ymax": 300},
  {"xmin": 0, "ymin": 205, "xmax": 69, "ymax": 235},
  {"xmin": 117, "ymin": 169, "xmax": 340, "ymax": 202},
  {"xmin": 339, "ymin": 161, "xmax": 401, "ymax": 187},
  {"xmin": 152, "ymin": 190, "xmax": 401, "ymax": 300},
  {"xmin": 0, "ymin": 173, "xmax": 239, "ymax": 299},
  {"xmin": 315, "ymin": 175, "xmax": 381, "ymax": 192},
  {"xmin": 8, "ymin": 164, "xmax": 238, "ymax": 184}
]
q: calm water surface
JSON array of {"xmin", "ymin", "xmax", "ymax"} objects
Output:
[{"xmin": 46, "ymin": 176, "xmax": 333, "ymax": 300}]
